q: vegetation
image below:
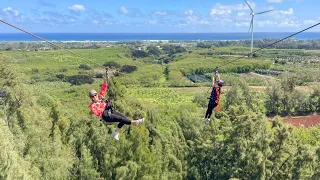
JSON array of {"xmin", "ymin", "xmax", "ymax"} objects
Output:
[
  {"xmin": 1, "ymin": 42, "xmax": 320, "ymax": 179},
  {"xmin": 120, "ymin": 65, "xmax": 138, "ymax": 73},
  {"xmin": 65, "ymin": 74, "xmax": 94, "ymax": 85},
  {"xmin": 103, "ymin": 61, "xmax": 121, "ymax": 69},
  {"xmin": 79, "ymin": 64, "xmax": 91, "ymax": 70}
]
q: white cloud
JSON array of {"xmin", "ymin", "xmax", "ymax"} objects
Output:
[
  {"xmin": 3, "ymin": 7, "xmax": 20, "ymax": 16},
  {"xmin": 120, "ymin": 6, "xmax": 129, "ymax": 14},
  {"xmin": 268, "ymin": 8, "xmax": 296, "ymax": 23},
  {"xmin": 211, "ymin": 8, "xmax": 231, "ymax": 15},
  {"xmin": 148, "ymin": 20, "xmax": 157, "ymax": 24},
  {"xmin": 267, "ymin": 0, "xmax": 283, "ymax": 3},
  {"xmin": 303, "ymin": 20, "xmax": 318, "ymax": 25},
  {"xmin": 174, "ymin": 9, "xmax": 211, "ymax": 27},
  {"xmin": 177, "ymin": 23, "xmax": 188, "ymax": 27},
  {"xmin": 184, "ymin": 10, "xmax": 193, "ymax": 16},
  {"xmin": 210, "ymin": 2, "xmax": 254, "ymax": 15},
  {"xmin": 209, "ymin": 3, "xmax": 250, "ymax": 26},
  {"xmin": 253, "ymin": 8, "xmax": 298, "ymax": 28},
  {"xmin": 119, "ymin": 6, "xmax": 142, "ymax": 17},
  {"xmin": 279, "ymin": 8, "xmax": 294, "ymax": 15},
  {"xmin": 154, "ymin": 11, "xmax": 167, "ymax": 16},
  {"xmin": 92, "ymin": 20, "xmax": 99, "ymax": 24},
  {"xmin": 236, "ymin": 22, "xmax": 250, "ymax": 27},
  {"xmin": 278, "ymin": 19, "xmax": 299, "ymax": 27},
  {"xmin": 256, "ymin": 20, "xmax": 277, "ymax": 27},
  {"xmin": 209, "ymin": 2, "xmax": 256, "ymax": 27},
  {"xmin": 68, "ymin": 5, "xmax": 86, "ymax": 12},
  {"xmin": 236, "ymin": 11, "xmax": 250, "ymax": 20},
  {"xmin": 237, "ymin": 12, "xmax": 246, "ymax": 17},
  {"xmin": 1, "ymin": 7, "xmax": 25, "ymax": 23}
]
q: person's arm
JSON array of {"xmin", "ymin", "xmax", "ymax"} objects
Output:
[
  {"xmin": 212, "ymin": 73, "xmax": 215, "ymax": 87},
  {"xmin": 217, "ymin": 74, "xmax": 221, "ymax": 81},
  {"xmin": 99, "ymin": 80, "xmax": 108, "ymax": 99}
]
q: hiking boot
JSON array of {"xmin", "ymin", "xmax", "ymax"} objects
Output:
[
  {"xmin": 112, "ymin": 129, "xmax": 119, "ymax": 140},
  {"xmin": 136, "ymin": 118, "xmax": 144, "ymax": 126}
]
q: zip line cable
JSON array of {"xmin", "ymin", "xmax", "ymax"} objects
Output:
[
  {"xmin": 219, "ymin": 22, "xmax": 320, "ymax": 68},
  {"xmin": 0, "ymin": 19, "xmax": 103, "ymax": 67}
]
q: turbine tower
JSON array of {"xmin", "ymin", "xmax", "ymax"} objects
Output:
[{"xmin": 244, "ymin": 0, "xmax": 275, "ymax": 54}]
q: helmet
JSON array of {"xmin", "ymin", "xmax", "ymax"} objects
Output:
[
  {"xmin": 88, "ymin": 90, "xmax": 97, "ymax": 98},
  {"xmin": 217, "ymin": 80, "xmax": 224, "ymax": 87}
]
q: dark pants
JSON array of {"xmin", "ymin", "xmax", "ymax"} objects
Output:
[
  {"xmin": 205, "ymin": 102, "xmax": 217, "ymax": 119},
  {"xmin": 102, "ymin": 111, "xmax": 131, "ymax": 128}
]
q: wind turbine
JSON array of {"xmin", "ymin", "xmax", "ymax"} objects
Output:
[{"xmin": 244, "ymin": 0, "xmax": 275, "ymax": 54}]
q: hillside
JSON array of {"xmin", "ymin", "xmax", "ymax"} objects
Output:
[{"xmin": 1, "ymin": 44, "xmax": 320, "ymax": 179}]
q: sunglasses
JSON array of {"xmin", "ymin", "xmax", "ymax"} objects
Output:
[{"xmin": 91, "ymin": 94, "xmax": 98, "ymax": 98}]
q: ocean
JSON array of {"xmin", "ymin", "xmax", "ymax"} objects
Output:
[{"xmin": 0, "ymin": 32, "xmax": 319, "ymax": 42}]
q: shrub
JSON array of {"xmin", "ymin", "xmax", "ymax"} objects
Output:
[
  {"xmin": 193, "ymin": 93, "xmax": 209, "ymax": 108},
  {"xmin": 66, "ymin": 75, "xmax": 94, "ymax": 85},
  {"xmin": 162, "ymin": 45, "xmax": 187, "ymax": 54},
  {"xmin": 0, "ymin": 89, "xmax": 7, "ymax": 98},
  {"xmin": 32, "ymin": 68, "xmax": 39, "ymax": 74},
  {"xmin": 5, "ymin": 47, "xmax": 12, "ymax": 51},
  {"xmin": 47, "ymin": 76, "xmax": 59, "ymax": 82},
  {"xmin": 56, "ymin": 74, "xmax": 65, "ymax": 80},
  {"xmin": 31, "ymin": 76, "xmax": 41, "ymax": 83},
  {"xmin": 93, "ymin": 68, "xmax": 105, "ymax": 78},
  {"xmin": 120, "ymin": 65, "xmax": 137, "ymax": 73},
  {"xmin": 147, "ymin": 46, "xmax": 162, "ymax": 57},
  {"xmin": 197, "ymin": 42, "xmax": 212, "ymax": 48},
  {"xmin": 79, "ymin": 64, "xmax": 91, "ymax": 70},
  {"xmin": 59, "ymin": 68, "xmax": 68, "ymax": 72},
  {"xmin": 103, "ymin": 61, "xmax": 121, "ymax": 69},
  {"xmin": 132, "ymin": 50, "xmax": 149, "ymax": 58}
]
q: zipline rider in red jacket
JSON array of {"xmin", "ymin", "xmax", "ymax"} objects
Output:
[{"xmin": 88, "ymin": 76, "xmax": 144, "ymax": 140}]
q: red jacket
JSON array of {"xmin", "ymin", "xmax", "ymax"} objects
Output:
[{"xmin": 89, "ymin": 81, "xmax": 108, "ymax": 117}]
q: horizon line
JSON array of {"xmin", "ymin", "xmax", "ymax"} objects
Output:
[{"xmin": 1, "ymin": 32, "xmax": 320, "ymax": 34}]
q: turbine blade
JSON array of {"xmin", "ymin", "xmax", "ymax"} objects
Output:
[
  {"xmin": 248, "ymin": 18, "xmax": 253, "ymax": 32},
  {"xmin": 244, "ymin": 0, "xmax": 253, "ymax": 12},
  {"xmin": 256, "ymin": 9, "xmax": 275, "ymax": 15}
]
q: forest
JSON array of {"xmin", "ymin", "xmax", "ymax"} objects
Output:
[{"xmin": 1, "ymin": 43, "xmax": 320, "ymax": 180}]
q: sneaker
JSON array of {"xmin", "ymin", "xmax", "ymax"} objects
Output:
[
  {"xmin": 136, "ymin": 118, "xmax": 144, "ymax": 126},
  {"xmin": 203, "ymin": 117, "xmax": 207, "ymax": 120},
  {"xmin": 112, "ymin": 129, "xmax": 119, "ymax": 140},
  {"xmin": 207, "ymin": 118, "xmax": 211, "ymax": 121}
]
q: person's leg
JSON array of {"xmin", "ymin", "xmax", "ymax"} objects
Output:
[
  {"xmin": 205, "ymin": 103, "xmax": 213, "ymax": 118},
  {"xmin": 113, "ymin": 111, "xmax": 127, "ymax": 118},
  {"xmin": 102, "ymin": 110, "xmax": 145, "ymax": 140},
  {"xmin": 102, "ymin": 113, "xmax": 131, "ymax": 140},
  {"xmin": 102, "ymin": 111, "xmax": 144, "ymax": 130},
  {"xmin": 206, "ymin": 103, "xmax": 217, "ymax": 119},
  {"xmin": 113, "ymin": 111, "xmax": 143, "ymax": 126},
  {"xmin": 102, "ymin": 113, "xmax": 131, "ymax": 128}
]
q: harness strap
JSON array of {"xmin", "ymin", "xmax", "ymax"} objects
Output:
[{"xmin": 215, "ymin": 87, "xmax": 221, "ymax": 112}]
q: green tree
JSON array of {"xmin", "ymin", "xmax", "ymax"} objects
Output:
[{"xmin": 147, "ymin": 46, "xmax": 162, "ymax": 57}]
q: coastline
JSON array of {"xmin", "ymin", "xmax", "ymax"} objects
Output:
[{"xmin": 0, "ymin": 32, "xmax": 320, "ymax": 42}]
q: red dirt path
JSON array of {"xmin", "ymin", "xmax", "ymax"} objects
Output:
[{"xmin": 282, "ymin": 115, "xmax": 320, "ymax": 128}]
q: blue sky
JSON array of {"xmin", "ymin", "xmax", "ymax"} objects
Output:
[{"xmin": 0, "ymin": 0, "xmax": 319, "ymax": 33}]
